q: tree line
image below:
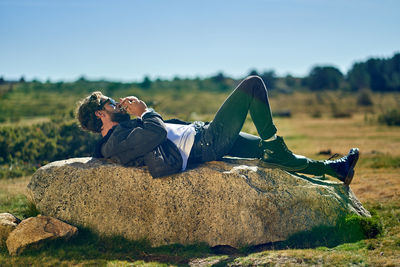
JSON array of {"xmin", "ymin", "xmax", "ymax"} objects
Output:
[
  {"xmin": 304, "ymin": 53, "xmax": 400, "ymax": 92},
  {"xmin": 1, "ymin": 52, "xmax": 399, "ymax": 93}
]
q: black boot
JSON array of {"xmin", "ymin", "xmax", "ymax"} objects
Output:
[
  {"xmin": 260, "ymin": 136, "xmax": 308, "ymax": 171},
  {"xmin": 326, "ymin": 148, "xmax": 359, "ymax": 185}
]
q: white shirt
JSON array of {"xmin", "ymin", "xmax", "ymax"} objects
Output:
[{"xmin": 165, "ymin": 123, "xmax": 196, "ymax": 170}]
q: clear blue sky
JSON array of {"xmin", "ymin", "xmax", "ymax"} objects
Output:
[{"xmin": 1, "ymin": 0, "xmax": 399, "ymax": 82}]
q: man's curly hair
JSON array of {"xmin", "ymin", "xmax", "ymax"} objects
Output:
[{"xmin": 76, "ymin": 91, "xmax": 104, "ymax": 133}]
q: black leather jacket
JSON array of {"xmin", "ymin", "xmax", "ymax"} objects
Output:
[{"xmin": 94, "ymin": 109, "xmax": 183, "ymax": 178}]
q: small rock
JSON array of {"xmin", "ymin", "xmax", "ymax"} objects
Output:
[
  {"xmin": 0, "ymin": 213, "xmax": 21, "ymax": 248},
  {"xmin": 6, "ymin": 215, "xmax": 78, "ymax": 255}
]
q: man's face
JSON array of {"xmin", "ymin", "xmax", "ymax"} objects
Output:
[{"xmin": 100, "ymin": 96, "xmax": 130, "ymax": 123}]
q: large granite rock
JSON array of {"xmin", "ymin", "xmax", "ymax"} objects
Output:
[
  {"xmin": 26, "ymin": 157, "xmax": 369, "ymax": 248},
  {"xmin": 6, "ymin": 215, "xmax": 78, "ymax": 255}
]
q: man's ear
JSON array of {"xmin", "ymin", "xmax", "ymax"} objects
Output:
[{"xmin": 95, "ymin": 110, "xmax": 104, "ymax": 118}]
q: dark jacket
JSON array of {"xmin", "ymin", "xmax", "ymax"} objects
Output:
[{"xmin": 94, "ymin": 109, "xmax": 184, "ymax": 178}]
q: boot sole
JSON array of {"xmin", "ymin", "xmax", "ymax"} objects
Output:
[
  {"xmin": 343, "ymin": 149, "xmax": 359, "ymax": 186},
  {"xmin": 259, "ymin": 161, "xmax": 309, "ymax": 171},
  {"xmin": 344, "ymin": 169, "xmax": 354, "ymax": 186}
]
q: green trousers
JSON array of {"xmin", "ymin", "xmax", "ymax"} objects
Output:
[{"xmin": 190, "ymin": 75, "xmax": 335, "ymax": 177}]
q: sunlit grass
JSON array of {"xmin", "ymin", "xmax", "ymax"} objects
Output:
[{"xmin": 1, "ymin": 88, "xmax": 399, "ymax": 265}]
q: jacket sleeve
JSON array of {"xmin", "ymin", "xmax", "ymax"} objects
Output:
[{"xmin": 101, "ymin": 109, "xmax": 167, "ymax": 161}]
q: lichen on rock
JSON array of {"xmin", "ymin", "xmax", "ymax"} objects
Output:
[{"xmin": 26, "ymin": 157, "xmax": 370, "ymax": 248}]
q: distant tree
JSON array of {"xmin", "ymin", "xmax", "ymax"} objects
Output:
[
  {"xmin": 0, "ymin": 77, "xmax": 4, "ymax": 84},
  {"xmin": 357, "ymin": 89, "xmax": 374, "ymax": 106},
  {"xmin": 386, "ymin": 53, "xmax": 400, "ymax": 91},
  {"xmin": 55, "ymin": 81, "xmax": 64, "ymax": 89},
  {"xmin": 306, "ymin": 66, "xmax": 343, "ymax": 90},
  {"xmin": 19, "ymin": 76, "xmax": 25, "ymax": 83},
  {"xmin": 248, "ymin": 69, "xmax": 259, "ymax": 76},
  {"xmin": 247, "ymin": 69, "xmax": 275, "ymax": 89},
  {"xmin": 140, "ymin": 76, "xmax": 152, "ymax": 89},
  {"xmin": 76, "ymin": 75, "xmax": 87, "ymax": 82},
  {"xmin": 347, "ymin": 53, "xmax": 400, "ymax": 92},
  {"xmin": 211, "ymin": 72, "xmax": 226, "ymax": 83},
  {"xmin": 284, "ymin": 74, "xmax": 296, "ymax": 87},
  {"xmin": 210, "ymin": 72, "xmax": 230, "ymax": 91},
  {"xmin": 367, "ymin": 58, "xmax": 387, "ymax": 91},
  {"xmin": 347, "ymin": 63, "xmax": 370, "ymax": 90},
  {"xmin": 260, "ymin": 70, "xmax": 276, "ymax": 89}
]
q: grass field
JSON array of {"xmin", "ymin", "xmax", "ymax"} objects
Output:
[{"xmin": 1, "ymin": 90, "xmax": 400, "ymax": 266}]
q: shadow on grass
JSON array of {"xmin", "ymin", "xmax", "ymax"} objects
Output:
[
  {"xmin": 249, "ymin": 212, "xmax": 382, "ymax": 253},
  {"xmin": 209, "ymin": 212, "xmax": 383, "ymax": 266},
  {"xmin": 0, "ymin": 212, "xmax": 382, "ymax": 266},
  {"xmin": 0, "ymin": 227, "xmax": 212, "ymax": 265}
]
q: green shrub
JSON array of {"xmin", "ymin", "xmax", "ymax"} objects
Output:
[
  {"xmin": 0, "ymin": 121, "xmax": 100, "ymax": 178},
  {"xmin": 330, "ymin": 103, "xmax": 352, "ymax": 118},
  {"xmin": 0, "ymin": 162, "xmax": 37, "ymax": 178},
  {"xmin": 273, "ymin": 110, "xmax": 291, "ymax": 118},
  {"xmin": 342, "ymin": 213, "xmax": 382, "ymax": 239},
  {"xmin": 378, "ymin": 109, "xmax": 400, "ymax": 126},
  {"xmin": 23, "ymin": 202, "xmax": 40, "ymax": 218},
  {"xmin": 281, "ymin": 213, "xmax": 382, "ymax": 249},
  {"xmin": 332, "ymin": 109, "xmax": 352, "ymax": 118},
  {"xmin": 310, "ymin": 109, "xmax": 322, "ymax": 118},
  {"xmin": 357, "ymin": 89, "xmax": 374, "ymax": 106},
  {"xmin": 361, "ymin": 154, "xmax": 400, "ymax": 169}
]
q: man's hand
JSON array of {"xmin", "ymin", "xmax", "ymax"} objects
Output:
[{"xmin": 120, "ymin": 96, "xmax": 148, "ymax": 117}]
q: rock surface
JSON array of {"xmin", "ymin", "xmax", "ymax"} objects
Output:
[
  {"xmin": 6, "ymin": 215, "xmax": 78, "ymax": 255},
  {"xmin": 26, "ymin": 157, "xmax": 370, "ymax": 248},
  {"xmin": 0, "ymin": 213, "xmax": 20, "ymax": 248}
]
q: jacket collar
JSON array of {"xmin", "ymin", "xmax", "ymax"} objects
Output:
[{"xmin": 93, "ymin": 125, "xmax": 117, "ymax": 158}]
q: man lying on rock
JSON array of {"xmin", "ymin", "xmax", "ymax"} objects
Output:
[{"xmin": 77, "ymin": 75, "xmax": 359, "ymax": 183}]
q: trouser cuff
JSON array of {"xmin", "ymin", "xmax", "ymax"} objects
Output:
[{"xmin": 259, "ymin": 124, "xmax": 278, "ymax": 140}]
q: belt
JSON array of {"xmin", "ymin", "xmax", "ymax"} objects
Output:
[
  {"xmin": 188, "ymin": 121, "xmax": 205, "ymax": 163},
  {"xmin": 192, "ymin": 121, "xmax": 205, "ymax": 133}
]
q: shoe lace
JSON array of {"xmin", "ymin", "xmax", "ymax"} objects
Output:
[
  {"xmin": 279, "ymin": 138, "xmax": 292, "ymax": 154},
  {"xmin": 327, "ymin": 153, "xmax": 340, "ymax": 160},
  {"xmin": 327, "ymin": 153, "xmax": 347, "ymax": 164}
]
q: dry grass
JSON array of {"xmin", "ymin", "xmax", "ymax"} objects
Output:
[
  {"xmin": 354, "ymin": 168, "xmax": 400, "ymax": 203},
  {"xmin": 1, "ymin": 90, "xmax": 399, "ymax": 266},
  {"xmin": 240, "ymin": 112, "xmax": 400, "ymax": 204},
  {"xmin": 235, "ymin": 110, "xmax": 400, "ymax": 266},
  {"xmin": 227, "ymin": 246, "xmax": 400, "ymax": 267},
  {"xmin": 0, "ymin": 176, "xmax": 30, "ymax": 197},
  {"xmin": 248, "ymin": 113, "xmax": 400, "ymax": 157},
  {"xmin": 273, "ymin": 113, "xmax": 400, "ymax": 204},
  {"xmin": 0, "ymin": 117, "xmax": 50, "ymax": 127}
]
